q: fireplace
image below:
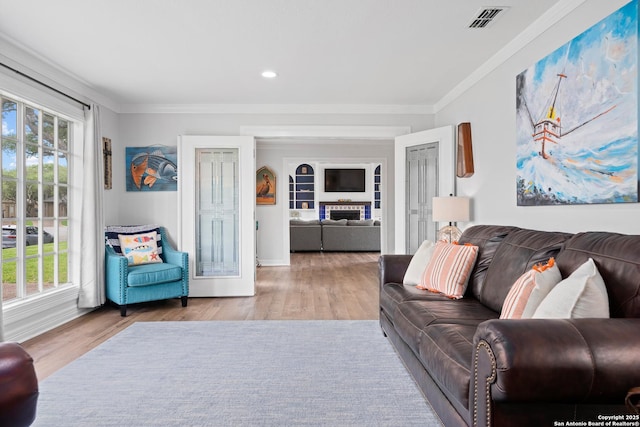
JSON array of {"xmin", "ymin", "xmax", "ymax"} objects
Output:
[
  {"xmin": 320, "ymin": 201, "xmax": 370, "ymax": 221},
  {"xmin": 330, "ymin": 210, "xmax": 360, "ymax": 221}
]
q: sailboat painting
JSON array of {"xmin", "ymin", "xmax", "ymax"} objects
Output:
[{"xmin": 516, "ymin": 0, "xmax": 638, "ymax": 205}]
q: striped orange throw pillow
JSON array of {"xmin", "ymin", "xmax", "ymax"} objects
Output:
[
  {"xmin": 500, "ymin": 258, "xmax": 562, "ymax": 319},
  {"xmin": 417, "ymin": 241, "xmax": 479, "ymax": 299}
]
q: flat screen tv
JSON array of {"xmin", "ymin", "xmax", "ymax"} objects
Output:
[{"xmin": 324, "ymin": 168, "xmax": 366, "ymax": 192}]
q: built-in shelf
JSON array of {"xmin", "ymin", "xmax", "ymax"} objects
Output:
[
  {"xmin": 294, "ymin": 164, "xmax": 315, "ymax": 209},
  {"xmin": 374, "ymin": 164, "xmax": 381, "ymax": 209}
]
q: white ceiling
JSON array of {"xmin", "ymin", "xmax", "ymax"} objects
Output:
[{"xmin": 0, "ymin": 0, "xmax": 568, "ymax": 111}]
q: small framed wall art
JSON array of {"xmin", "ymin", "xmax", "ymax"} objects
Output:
[
  {"xmin": 256, "ymin": 166, "xmax": 276, "ymax": 205},
  {"xmin": 126, "ymin": 146, "xmax": 178, "ymax": 192}
]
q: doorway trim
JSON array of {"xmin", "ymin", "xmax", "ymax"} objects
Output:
[
  {"xmin": 241, "ymin": 126, "xmax": 409, "ymax": 266},
  {"xmin": 394, "ymin": 126, "xmax": 455, "ymax": 254},
  {"xmin": 240, "ymin": 125, "xmax": 410, "ymax": 140}
]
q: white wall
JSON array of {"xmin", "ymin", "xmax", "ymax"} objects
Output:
[
  {"xmin": 435, "ymin": 0, "xmax": 640, "ymax": 234},
  {"xmin": 115, "ymin": 114, "xmax": 433, "ymax": 260}
]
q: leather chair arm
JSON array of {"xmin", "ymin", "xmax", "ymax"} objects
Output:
[
  {"xmin": 473, "ymin": 318, "xmax": 640, "ymax": 405},
  {"xmin": 0, "ymin": 342, "xmax": 38, "ymax": 427},
  {"xmin": 378, "ymin": 255, "xmax": 412, "ymax": 288}
]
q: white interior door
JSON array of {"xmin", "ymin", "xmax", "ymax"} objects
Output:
[
  {"xmin": 178, "ymin": 135, "xmax": 255, "ymax": 297},
  {"xmin": 406, "ymin": 143, "xmax": 439, "ymax": 254},
  {"xmin": 394, "ymin": 126, "xmax": 455, "ymax": 254}
]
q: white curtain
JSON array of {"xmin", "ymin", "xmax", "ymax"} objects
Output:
[{"xmin": 78, "ymin": 105, "xmax": 105, "ymax": 308}]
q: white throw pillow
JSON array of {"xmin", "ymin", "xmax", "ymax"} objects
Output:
[
  {"xmin": 532, "ymin": 258, "xmax": 609, "ymax": 319},
  {"xmin": 403, "ymin": 240, "xmax": 435, "ymax": 285}
]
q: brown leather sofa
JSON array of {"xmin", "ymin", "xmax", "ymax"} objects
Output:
[
  {"xmin": 0, "ymin": 342, "xmax": 38, "ymax": 426},
  {"xmin": 379, "ymin": 225, "xmax": 640, "ymax": 427}
]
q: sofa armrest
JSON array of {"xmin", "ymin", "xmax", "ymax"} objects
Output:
[
  {"xmin": 0, "ymin": 342, "xmax": 38, "ymax": 427},
  {"xmin": 162, "ymin": 240, "xmax": 188, "ymax": 269},
  {"xmin": 473, "ymin": 318, "xmax": 640, "ymax": 416},
  {"xmin": 162, "ymin": 242, "xmax": 189, "ymax": 295},
  {"xmin": 105, "ymin": 245, "xmax": 128, "ymax": 300},
  {"xmin": 378, "ymin": 255, "xmax": 412, "ymax": 288}
]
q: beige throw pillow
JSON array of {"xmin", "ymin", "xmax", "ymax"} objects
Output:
[
  {"xmin": 403, "ymin": 240, "xmax": 435, "ymax": 285},
  {"xmin": 532, "ymin": 258, "xmax": 609, "ymax": 319}
]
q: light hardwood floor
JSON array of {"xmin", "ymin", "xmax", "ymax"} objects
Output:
[{"xmin": 21, "ymin": 252, "xmax": 381, "ymax": 381}]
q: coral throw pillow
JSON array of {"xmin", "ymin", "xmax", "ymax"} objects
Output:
[
  {"xmin": 417, "ymin": 241, "xmax": 478, "ymax": 299},
  {"xmin": 500, "ymin": 258, "xmax": 562, "ymax": 319},
  {"xmin": 118, "ymin": 231, "xmax": 164, "ymax": 266}
]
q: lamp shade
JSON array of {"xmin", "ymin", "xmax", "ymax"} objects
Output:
[{"xmin": 432, "ymin": 196, "xmax": 470, "ymax": 222}]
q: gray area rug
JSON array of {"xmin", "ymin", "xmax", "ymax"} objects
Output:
[{"xmin": 33, "ymin": 320, "xmax": 441, "ymax": 426}]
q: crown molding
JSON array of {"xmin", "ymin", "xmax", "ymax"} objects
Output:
[
  {"xmin": 241, "ymin": 125, "xmax": 411, "ymax": 140},
  {"xmin": 434, "ymin": 0, "xmax": 586, "ymax": 113},
  {"xmin": 118, "ymin": 103, "xmax": 433, "ymax": 115},
  {"xmin": 0, "ymin": 34, "xmax": 120, "ymax": 113}
]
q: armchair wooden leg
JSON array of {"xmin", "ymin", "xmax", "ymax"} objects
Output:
[
  {"xmin": 120, "ymin": 305, "xmax": 127, "ymax": 317},
  {"xmin": 181, "ymin": 296, "xmax": 188, "ymax": 307}
]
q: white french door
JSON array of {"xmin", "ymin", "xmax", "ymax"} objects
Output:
[
  {"xmin": 178, "ymin": 135, "xmax": 255, "ymax": 297},
  {"xmin": 394, "ymin": 126, "xmax": 455, "ymax": 254}
]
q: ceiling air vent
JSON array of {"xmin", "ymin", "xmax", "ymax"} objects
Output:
[{"xmin": 468, "ymin": 7, "xmax": 508, "ymax": 29}]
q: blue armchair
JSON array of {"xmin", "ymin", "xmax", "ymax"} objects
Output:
[{"xmin": 105, "ymin": 225, "xmax": 189, "ymax": 316}]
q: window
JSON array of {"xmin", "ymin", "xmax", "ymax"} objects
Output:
[{"xmin": 1, "ymin": 96, "xmax": 71, "ymax": 303}]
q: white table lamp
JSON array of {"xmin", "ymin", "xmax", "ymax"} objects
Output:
[{"xmin": 432, "ymin": 195, "xmax": 470, "ymax": 242}]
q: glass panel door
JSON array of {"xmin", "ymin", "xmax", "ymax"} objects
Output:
[
  {"xmin": 178, "ymin": 135, "xmax": 255, "ymax": 297},
  {"xmin": 196, "ymin": 148, "xmax": 239, "ymax": 277}
]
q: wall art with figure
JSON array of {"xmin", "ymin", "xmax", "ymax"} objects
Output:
[
  {"xmin": 516, "ymin": 0, "xmax": 638, "ymax": 205},
  {"xmin": 256, "ymin": 166, "xmax": 276, "ymax": 205}
]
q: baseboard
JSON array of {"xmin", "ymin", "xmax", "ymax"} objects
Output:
[
  {"xmin": 3, "ymin": 286, "xmax": 93, "ymax": 342},
  {"xmin": 256, "ymin": 258, "xmax": 287, "ymax": 267}
]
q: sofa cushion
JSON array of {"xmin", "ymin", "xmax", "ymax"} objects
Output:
[
  {"xmin": 403, "ymin": 240, "xmax": 435, "ymax": 285},
  {"xmin": 380, "ymin": 283, "xmax": 447, "ymax": 324},
  {"xmin": 393, "ymin": 299, "xmax": 498, "ymax": 352},
  {"xmin": 347, "ymin": 219, "xmax": 375, "ymax": 226},
  {"xmin": 417, "ymin": 241, "xmax": 478, "ymax": 299},
  {"xmin": 500, "ymin": 258, "xmax": 561, "ymax": 319},
  {"xmin": 458, "ymin": 225, "xmax": 520, "ymax": 299},
  {"xmin": 127, "ymin": 263, "xmax": 183, "ymax": 286},
  {"xmin": 478, "ymin": 228, "xmax": 572, "ymax": 313},
  {"xmin": 320, "ymin": 219, "xmax": 347, "ymax": 226},
  {"xmin": 418, "ymin": 324, "xmax": 478, "ymax": 414},
  {"xmin": 533, "ymin": 258, "xmax": 609, "ymax": 319},
  {"xmin": 554, "ymin": 231, "xmax": 640, "ymax": 318},
  {"xmin": 289, "ymin": 219, "xmax": 320, "ymax": 225}
]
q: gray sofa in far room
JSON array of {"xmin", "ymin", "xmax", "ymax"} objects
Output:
[
  {"xmin": 321, "ymin": 219, "xmax": 381, "ymax": 251},
  {"xmin": 289, "ymin": 219, "xmax": 381, "ymax": 252},
  {"xmin": 289, "ymin": 219, "xmax": 322, "ymax": 251}
]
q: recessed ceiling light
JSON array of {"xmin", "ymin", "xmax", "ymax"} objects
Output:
[{"xmin": 261, "ymin": 70, "xmax": 278, "ymax": 78}]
